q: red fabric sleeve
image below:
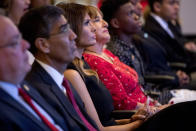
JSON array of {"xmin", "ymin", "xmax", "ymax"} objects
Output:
[{"xmin": 83, "ymin": 53, "xmax": 138, "ymax": 110}]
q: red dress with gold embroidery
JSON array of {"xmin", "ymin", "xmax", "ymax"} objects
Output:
[{"xmin": 83, "ymin": 49, "xmax": 152, "ymax": 110}]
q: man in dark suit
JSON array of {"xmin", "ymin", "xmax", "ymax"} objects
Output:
[
  {"xmin": 19, "ymin": 6, "xmax": 98, "ymax": 131},
  {"xmin": 0, "ymin": 15, "xmax": 68, "ymax": 131},
  {"xmin": 143, "ymin": 0, "xmax": 196, "ymax": 72}
]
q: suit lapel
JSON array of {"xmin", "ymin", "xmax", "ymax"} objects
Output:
[
  {"xmin": 32, "ymin": 62, "xmax": 87, "ymax": 127},
  {"xmin": 0, "ymin": 88, "xmax": 49, "ymax": 130},
  {"xmin": 148, "ymin": 15, "xmax": 173, "ymax": 40},
  {"xmin": 50, "ymin": 84, "xmax": 86, "ymax": 126},
  {"xmin": 168, "ymin": 22, "xmax": 185, "ymax": 45},
  {"xmin": 21, "ymin": 82, "xmax": 68, "ymax": 131},
  {"xmin": 147, "ymin": 16, "xmax": 187, "ymax": 57}
]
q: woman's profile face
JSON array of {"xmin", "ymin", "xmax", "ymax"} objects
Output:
[
  {"xmin": 9, "ymin": 0, "xmax": 30, "ymax": 24},
  {"xmin": 92, "ymin": 11, "xmax": 110, "ymax": 45},
  {"xmin": 78, "ymin": 13, "xmax": 96, "ymax": 48}
]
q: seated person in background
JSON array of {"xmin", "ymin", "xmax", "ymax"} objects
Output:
[
  {"xmin": 169, "ymin": 17, "xmax": 196, "ymax": 53},
  {"xmin": 0, "ymin": 0, "xmax": 30, "ymax": 25},
  {"xmin": 144, "ymin": 0, "xmax": 196, "ymax": 73},
  {"xmin": 105, "ymin": 0, "xmax": 146, "ymax": 87},
  {"xmin": 58, "ymin": 3, "xmax": 151, "ymax": 130},
  {"xmin": 101, "ymin": 0, "xmax": 191, "ymax": 90},
  {"xmin": 19, "ymin": 5, "xmax": 99, "ymax": 131},
  {"xmin": 0, "ymin": 15, "xmax": 68, "ymax": 131}
]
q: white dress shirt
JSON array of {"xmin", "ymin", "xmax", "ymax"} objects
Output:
[
  {"xmin": 36, "ymin": 59, "xmax": 66, "ymax": 94},
  {"xmin": 27, "ymin": 50, "xmax": 35, "ymax": 65},
  {"xmin": 151, "ymin": 13, "xmax": 175, "ymax": 38},
  {"xmin": 0, "ymin": 81, "xmax": 63, "ymax": 131}
]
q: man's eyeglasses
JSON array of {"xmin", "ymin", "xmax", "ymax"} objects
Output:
[{"xmin": 49, "ymin": 23, "xmax": 71, "ymax": 36}]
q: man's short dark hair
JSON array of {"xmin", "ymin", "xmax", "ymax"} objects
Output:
[
  {"xmin": 148, "ymin": 0, "xmax": 163, "ymax": 12},
  {"xmin": 100, "ymin": 0, "xmax": 130, "ymax": 26},
  {"xmin": 18, "ymin": 5, "xmax": 64, "ymax": 55}
]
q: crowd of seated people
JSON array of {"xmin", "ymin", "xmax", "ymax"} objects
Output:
[
  {"xmin": 0, "ymin": 0, "xmax": 196, "ymax": 130},
  {"xmin": 58, "ymin": 3, "xmax": 151, "ymax": 130},
  {"xmin": 100, "ymin": 0, "xmax": 196, "ymax": 105},
  {"xmin": 0, "ymin": 0, "xmax": 149, "ymax": 131},
  {"xmin": 102, "ymin": 0, "xmax": 190, "ymax": 90}
]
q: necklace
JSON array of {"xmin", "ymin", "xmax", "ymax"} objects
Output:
[{"xmin": 84, "ymin": 50, "xmax": 114, "ymax": 64}]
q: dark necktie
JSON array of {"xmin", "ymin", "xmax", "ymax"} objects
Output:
[
  {"xmin": 18, "ymin": 88, "xmax": 59, "ymax": 131},
  {"xmin": 62, "ymin": 78, "xmax": 96, "ymax": 131}
]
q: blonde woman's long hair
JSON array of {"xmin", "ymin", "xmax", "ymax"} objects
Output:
[
  {"xmin": 72, "ymin": 57, "xmax": 99, "ymax": 80},
  {"xmin": 87, "ymin": 5, "xmax": 103, "ymax": 20}
]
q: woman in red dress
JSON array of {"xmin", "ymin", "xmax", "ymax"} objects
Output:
[{"xmin": 83, "ymin": 5, "xmax": 157, "ymax": 110}]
